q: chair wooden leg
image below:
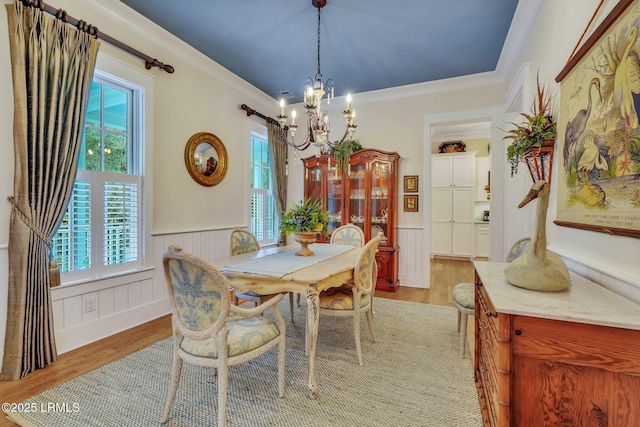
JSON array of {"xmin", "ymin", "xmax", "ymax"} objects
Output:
[
  {"xmin": 366, "ymin": 307, "xmax": 377, "ymax": 342},
  {"xmin": 288, "ymin": 292, "xmax": 295, "ymax": 324},
  {"xmin": 354, "ymin": 311, "xmax": 363, "ymax": 366},
  {"xmin": 278, "ymin": 336, "xmax": 286, "ymax": 398},
  {"xmin": 161, "ymin": 356, "xmax": 183, "ymax": 423},
  {"xmin": 459, "ymin": 312, "xmax": 468, "ymax": 358},
  {"xmin": 457, "ymin": 310, "xmax": 461, "ymax": 332},
  {"xmin": 218, "ymin": 365, "xmax": 228, "ymax": 427}
]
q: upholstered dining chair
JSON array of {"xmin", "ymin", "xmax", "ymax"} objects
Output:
[
  {"xmin": 452, "ymin": 237, "xmax": 533, "ymax": 358},
  {"xmin": 317, "ymin": 234, "xmax": 382, "ymax": 366},
  {"xmin": 505, "ymin": 237, "xmax": 531, "ymax": 263},
  {"xmin": 230, "ymin": 227, "xmax": 296, "ymax": 323},
  {"xmin": 328, "ymin": 223, "xmax": 371, "ymax": 316},
  {"xmin": 161, "ymin": 245, "xmax": 286, "ymax": 427},
  {"xmin": 330, "ymin": 223, "xmax": 365, "ymax": 247}
]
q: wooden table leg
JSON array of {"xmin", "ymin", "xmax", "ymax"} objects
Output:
[{"xmin": 305, "ymin": 283, "xmax": 319, "ymax": 399}]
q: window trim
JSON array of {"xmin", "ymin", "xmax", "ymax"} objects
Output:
[{"xmin": 55, "ymin": 65, "xmax": 146, "ymax": 284}]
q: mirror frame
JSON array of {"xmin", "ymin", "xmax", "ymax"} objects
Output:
[{"xmin": 184, "ymin": 132, "xmax": 228, "ymax": 186}]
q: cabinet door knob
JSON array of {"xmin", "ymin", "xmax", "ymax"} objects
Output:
[{"xmin": 514, "ymin": 329, "xmax": 522, "ymax": 336}]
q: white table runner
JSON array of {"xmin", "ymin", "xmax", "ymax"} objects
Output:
[{"xmin": 219, "ymin": 243, "xmax": 355, "ymax": 278}]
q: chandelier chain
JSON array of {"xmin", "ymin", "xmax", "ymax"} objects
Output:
[
  {"xmin": 316, "ymin": 5, "xmax": 321, "ymax": 78},
  {"xmin": 273, "ymin": 0, "xmax": 356, "ymax": 155}
]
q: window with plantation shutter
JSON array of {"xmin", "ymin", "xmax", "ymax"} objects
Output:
[
  {"xmin": 250, "ymin": 132, "xmax": 279, "ymax": 246},
  {"xmin": 52, "ymin": 71, "xmax": 143, "ymax": 282},
  {"xmin": 103, "ymin": 178, "xmax": 140, "ymax": 266},
  {"xmin": 54, "ymin": 179, "xmax": 92, "ymax": 273}
]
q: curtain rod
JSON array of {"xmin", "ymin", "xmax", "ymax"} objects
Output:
[
  {"xmin": 20, "ymin": 0, "xmax": 174, "ymax": 74},
  {"xmin": 241, "ymin": 104, "xmax": 280, "ymax": 126}
]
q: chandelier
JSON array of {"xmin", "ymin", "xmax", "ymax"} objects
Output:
[{"xmin": 277, "ymin": 0, "xmax": 356, "ymax": 154}]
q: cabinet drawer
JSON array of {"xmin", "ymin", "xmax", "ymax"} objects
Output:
[
  {"xmin": 512, "ymin": 316, "xmax": 640, "ymax": 375},
  {"xmin": 477, "ymin": 285, "xmax": 499, "ymax": 338},
  {"xmin": 478, "ymin": 351, "xmax": 498, "ymax": 426},
  {"xmin": 478, "ymin": 314, "xmax": 500, "ymax": 372}
]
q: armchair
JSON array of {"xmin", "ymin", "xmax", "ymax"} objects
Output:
[
  {"xmin": 230, "ymin": 227, "xmax": 296, "ymax": 322},
  {"xmin": 161, "ymin": 245, "xmax": 286, "ymax": 427},
  {"xmin": 317, "ymin": 234, "xmax": 381, "ymax": 365}
]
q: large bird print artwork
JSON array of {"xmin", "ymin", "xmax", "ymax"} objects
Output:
[{"xmin": 556, "ymin": 0, "xmax": 640, "ymax": 238}]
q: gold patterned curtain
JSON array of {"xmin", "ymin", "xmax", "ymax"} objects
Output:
[
  {"xmin": 268, "ymin": 122, "xmax": 288, "ymax": 235},
  {"xmin": 1, "ymin": 1, "xmax": 99, "ymax": 380}
]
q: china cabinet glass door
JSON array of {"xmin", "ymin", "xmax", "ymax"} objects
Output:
[
  {"xmin": 348, "ymin": 162, "xmax": 366, "ymax": 234},
  {"xmin": 306, "ymin": 163, "xmax": 322, "ymax": 202},
  {"xmin": 326, "ymin": 160, "xmax": 342, "ymax": 236},
  {"xmin": 371, "ymin": 160, "xmax": 391, "ymax": 245}
]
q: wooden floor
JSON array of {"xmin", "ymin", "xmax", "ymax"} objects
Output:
[{"xmin": 0, "ymin": 258, "xmax": 474, "ymax": 426}]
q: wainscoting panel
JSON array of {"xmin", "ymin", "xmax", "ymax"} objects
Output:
[{"xmin": 397, "ymin": 227, "xmax": 427, "ymax": 288}]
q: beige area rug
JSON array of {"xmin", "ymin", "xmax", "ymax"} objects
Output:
[{"xmin": 5, "ymin": 299, "xmax": 482, "ymax": 427}]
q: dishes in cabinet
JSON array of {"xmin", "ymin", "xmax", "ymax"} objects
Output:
[{"xmin": 372, "ymin": 225, "xmax": 387, "ymax": 243}]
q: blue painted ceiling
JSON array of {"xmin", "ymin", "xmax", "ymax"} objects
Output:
[{"xmin": 118, "ymin": 0, "xmax": 519, "ymax": 103}]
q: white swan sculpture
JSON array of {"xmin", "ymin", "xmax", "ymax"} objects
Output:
[{"xmin": 504, "ymin": 180, "xmax": 570, "ymax": 292}]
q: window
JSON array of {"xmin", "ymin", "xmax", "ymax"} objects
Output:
[
  {"xmin": 250, "ymin": 132, "xmax": 279, "ymax": 246},
  {"xmin": 52, "ymin": 71, "xmax": 143, "ymax": 281}
]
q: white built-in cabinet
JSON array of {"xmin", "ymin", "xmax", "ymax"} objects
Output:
[
  {"xmin": 431, "ymin": 152, "xmax": 476, "ymax": 258},
  {"xmin": 474, "ymin": 222, "xmax": 490, "ymax": 258}
]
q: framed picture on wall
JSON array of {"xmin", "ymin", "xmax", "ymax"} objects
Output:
[
  {"xmin": 404, "ymin": 175, "xmax": 418, "ymax": 192},
  {"xmin": 404, "ymin": 195, "xmax": 418, "ymax": 212},
  {"xmin": 554, "ymin": 0, "xmax": 640, "ymax": 239}
]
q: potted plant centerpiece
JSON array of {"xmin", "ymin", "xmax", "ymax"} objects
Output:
[
  {"xmin": 280, "ymin": 198, "xmax": 329, "ymax": 256},
  {"xmin": 503, "ymin": 73, "xmax": 557, "ymax": 183}
]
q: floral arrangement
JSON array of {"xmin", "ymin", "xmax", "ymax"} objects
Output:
[
  {"xmin": 280, "ymin": 198, "xmax": 328, "ymax": 236},
  {"xmin": 503, "ymin": 73, "xmax": 557, "ymax": 176}
]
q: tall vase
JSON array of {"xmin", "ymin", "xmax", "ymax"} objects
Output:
[{"xmin": 294, "ymin": 232, "xmax": 317, "ymax": 256}]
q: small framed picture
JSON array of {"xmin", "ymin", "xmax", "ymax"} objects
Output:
[
  {"xmin": 404, "ymin": 175, "xmax": 418, "ymax": 193},
  {"xmin": 404, "ymin": 195, "xmax": 418, "ymax": 212}
]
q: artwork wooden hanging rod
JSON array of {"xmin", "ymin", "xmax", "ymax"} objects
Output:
[
  {"xmin": 20, "ymin": 0, "xmax": 174, "ymax": 74},
  {"xmin": 241, "ymin": 104, "xmax": 280, "ymax": 126}
]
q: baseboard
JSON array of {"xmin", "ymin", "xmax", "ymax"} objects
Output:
[{"xmin": 399, "ymin": 273, "xmax": 430, "ymax": 289}]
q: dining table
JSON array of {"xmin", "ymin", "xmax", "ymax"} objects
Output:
[{"xmin": 211, "ymin": 242, "xmax": 361, "ymax": 399}]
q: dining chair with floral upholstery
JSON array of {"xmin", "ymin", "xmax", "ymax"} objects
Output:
[
  {"xmin": 318, "ymin": 234, "xmax": 381, "ymax": 366},
  {"xmin": 230, "ymin": 227, "xmax": 296, "ymax": 323},
  {"xmin": 329, "ymin": 223, "xmax": 365, "ymax": 247},
  {"xmin": 161, "ymin": 245, "xmax": 286, "ymax": 427},
  {"xmin": 452, "ymin": 237, "xmax": 532, "ymax": 358}
]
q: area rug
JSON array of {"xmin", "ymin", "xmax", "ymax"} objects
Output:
[{"xmin": 5, "ymin": 299, "xmax": 482, "ymax": 427}]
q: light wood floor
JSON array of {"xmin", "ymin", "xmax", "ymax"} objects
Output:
[{"xmin": 0, "ymin": 258, "xmax": 474, "ymax": 426}]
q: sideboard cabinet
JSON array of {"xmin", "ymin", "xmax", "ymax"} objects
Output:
[
  {"xmin": 302, "ymin": 148, "xmax": 400, "ymax": 291},
  {"xmin": 474, "ymin": 261, "xmax": 640, "ymax": 427}
]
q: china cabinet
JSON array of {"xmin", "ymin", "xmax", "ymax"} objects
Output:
[
  {"xmin": 474, "ymin": 261, "xmax": 640, "ymax": 427},
  {"xmin": 302, "ymin": 148, "xmax": 400, "ymax": 291}
]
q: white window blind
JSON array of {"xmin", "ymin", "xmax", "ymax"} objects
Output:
[
  {"xmin": 250, "ymin": 133, "xmax": 279, "ymax": 246},
  {"xmin": 103, "ymin": 180, "xmax": 139, "ymax": 265}
]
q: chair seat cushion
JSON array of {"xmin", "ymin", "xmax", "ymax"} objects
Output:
[
  {"xmin": 319, "ymin": 286, "xmax": 370, "ymax": 310},
  {"xmin": 180, "ymin": 316, "xmax": 280, "ymax": 358},
  {"xmin": 452, "ymin": 283, "xmax": 474, "ymax": 309}
]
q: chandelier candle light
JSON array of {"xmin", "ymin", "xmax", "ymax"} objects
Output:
[{"xmin": 277, "ymin": 0, "xmax": 356, "ymax": 155}]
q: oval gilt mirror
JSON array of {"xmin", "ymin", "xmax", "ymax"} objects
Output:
[{"xmin": 184, "ymin": 132, "xmax": 228, "ymax": 186}]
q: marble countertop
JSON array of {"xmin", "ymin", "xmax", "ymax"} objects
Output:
[{"xmin": 474, "ymin": 261, "xmax": 640, "ymax": 331}]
